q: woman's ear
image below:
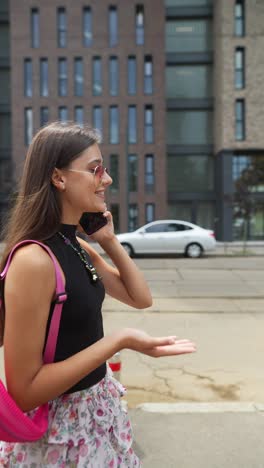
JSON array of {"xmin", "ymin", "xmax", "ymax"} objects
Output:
[{"xmin": 51, "ymin": 168, "xmax": 66, "ymax": 192}]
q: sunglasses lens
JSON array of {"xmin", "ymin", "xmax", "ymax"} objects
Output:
[{"xmin": 95, "ymin": 166, "xmax": 108, "ymax": 178}]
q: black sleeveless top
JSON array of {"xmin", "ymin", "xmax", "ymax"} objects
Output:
[{"xmin": 44, "ymin": 223, "xmax": 106, "ymax": 393}]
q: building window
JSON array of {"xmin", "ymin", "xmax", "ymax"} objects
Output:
[
  {"xmin": 167, "ymin": 110, "xmax": 213, "ymax": 145},
  {"xmin": 166, "ymin": 19, "xmax": 212, "ymax": 53},
  {"xmin": 40, "ymin": 107, "xmax": 49, "ymax": 127},
  {"xmin": 93, "ymin": 106, "xmax": 103, "ymax": 140},
  {"xmin": 110, "ymin": 154, "xmax": 119, "ymax": 192},
  {"xmin": 135, "ymin": 5, "xmax": 144, "ymax": 45},
  {"xmin": 167, "ymin": 155, "xmax": 214, "ymax": 192},
  {"xmin": 128, "ymin": 106, "xmax": 137, "ymax": 144},
  {"xmin": 144, "ymin": 105, "xmax": 154, "ymax": 143},
  {"xmin": 128, "ymin": 204, "xmax": 138, "ymax": 231},
  {"xmin": 40, "ymin": 58, "xmax": 48, "ymax": 97},
  {"xmin": 74, "ymin": 57, "xmax": 83, "ymax": 96},
  {"xmin": 31, "ymin": 8, "xmax": 40, "ymax": 48},
  {"xmin": 58, "ymin": 58, "xmax": 67, "ymax": 96},
  {"xmin": 92, "ymin": 57, "xmax": 102, "ymax": 96},
  {"xmin": 109, "ymin": 56, "xmax": 119, "ymax": 96},
  {"xmin": 109, "ymin": 106, "xmax": 119, "ymax": 144},
  {"xmin": 145, "ymin": 154, "xmax": 155, "ymax": 192},
  {"xmin": 111, "ymin": 204, "xmax": 120, "ymax": 232},
  {"xmin": 58, "ymin": 106, "xmax": 68, "ymax": 122},
  {"xmin": 83, "ymin": 7, "xmax": 92, "ymax": 46},
  {"xmin": 235, "ymin": 47, "xmax": 245, "ymax": 89},
  {"xmin": 24, "ymin": 108, "xmax": 33, "ymax": 145},
  {"xmin": 235, "ymin": 0, "xmax": 245, "ymax": 37},
  {"xmin": 75, "ymin": 106, "xmax": 84, "ymax": 126},
  {"xmin": 166, "ymin": 0, "xmax": 213, "ymax": 5},
  {"xmin": 145, "ymin": 203, "xmax": 155, "ymax": 223},
  {"xmin": 127, "ymin": 56, "xmax": 137, "ymax": 95},
  {"xmin": 24, "ymin": 58, "xmax": 32, "ymax": 97},
  {"xmin": 57, "ymin": 7, "xmax": 67, "ymax": 48},
  {"xmin": 109, "ymin": 6, "xmax": 118, "ymax": 47},
  {"xmin": 235, "ymin": 99, "xmax": 245, "ymax": 141},
  {"xmin": 128, "ymin": 154, "xmax": 138, "ymax": 192},
  {"xmin": 166, "ymin": 64, "xmax": 213, "ymax": 99},
  {"xmin": 144, "ymin": 55, "xmax": 153, "ymax": 95}
]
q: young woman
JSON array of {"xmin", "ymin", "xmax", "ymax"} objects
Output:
[{"xmin": 0, "ymin": 122, "xmax": 196, "ymax": 467}]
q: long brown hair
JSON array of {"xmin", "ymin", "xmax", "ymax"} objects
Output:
[{"xmin": 0, "ymin": 121, "xmax": 100, "ymax": 345}]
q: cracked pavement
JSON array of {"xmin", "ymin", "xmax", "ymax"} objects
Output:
[{"xmin": 103, "ymin": 255, "xmax": 264, "ymax": 407}]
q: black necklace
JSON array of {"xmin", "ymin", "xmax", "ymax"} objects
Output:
[{"xmin": 58, "ymin": 231, "xmax": 100, "ymax": 283}]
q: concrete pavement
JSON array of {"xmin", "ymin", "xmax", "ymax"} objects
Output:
[{"xmin": 130, "ymin": 404, "xmax": 264, "ymax": 468}]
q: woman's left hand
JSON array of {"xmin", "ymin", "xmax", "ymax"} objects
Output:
[{"xmin": 89, "ymin": 210, "xmax": 115, "ymax": 243}]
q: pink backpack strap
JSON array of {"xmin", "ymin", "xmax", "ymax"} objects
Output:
[{"xmin": 0, "ymin": 240, "xmax": 67, "ymax": 364}]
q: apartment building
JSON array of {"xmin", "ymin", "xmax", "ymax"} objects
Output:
[{"xmin": 1, "ymin": 0, "xmax": 264, "ymax": 240}]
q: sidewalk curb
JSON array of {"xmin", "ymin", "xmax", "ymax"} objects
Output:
[{"xmin": 134, "ymin": 402, "xmax": 264, "ymax": 413}]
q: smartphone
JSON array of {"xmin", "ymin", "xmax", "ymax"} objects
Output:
[{"xmin": 79, "ymin": 212, "xmax": 107, "ymax": 235}]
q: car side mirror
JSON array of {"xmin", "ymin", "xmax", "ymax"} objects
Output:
[{"xmin": 138, "ymin": 230, "xmax": 145, "ymax": 234}]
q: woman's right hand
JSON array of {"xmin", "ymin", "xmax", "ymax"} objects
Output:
[{"xmin": 121, "ymin": 328, "xmax": 196, "ymax": 358}]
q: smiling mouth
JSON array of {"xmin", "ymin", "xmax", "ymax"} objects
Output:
[{"xmin": 95, "ymin": 191, "xmax": 105, "ymax": 199}]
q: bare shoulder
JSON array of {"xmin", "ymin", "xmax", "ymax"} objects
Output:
[{"xmin": 7, "ymin": 243, "xmax": 55, "ymax": 278}]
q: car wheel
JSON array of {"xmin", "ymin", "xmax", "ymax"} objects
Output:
[
  {"xmin": 185, "ymin": 243, "xmax": 203, "ymax": 258},
  {"xmin": 121, "ymin": 243, "xmax": 134, "ymax": 257}
]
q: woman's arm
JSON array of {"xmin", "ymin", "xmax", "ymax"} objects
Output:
[
  {"xmin": 78, "ymin": 211, "xmax": 153, "ymax": 309},
  {"xmin": 4, "ymin": 244, "xmax": 195, "ymax": 412}
]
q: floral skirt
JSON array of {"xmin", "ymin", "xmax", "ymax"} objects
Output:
[{"xmin": 0, "ymin": 370, "xmax": 140, "ymax": 467}]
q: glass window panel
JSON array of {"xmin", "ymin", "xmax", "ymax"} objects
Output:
[
  {"xmin": 167, "ymin": 110, "xmax": 213, "ymax": 145},
  {"xmin": 24, "ymin": 59, "xmax": 32, "ymax": 97},
  {"xmin": 93, "ymin": 57, "xmax": 102, "ymax": 96},
  {"xmin": 0, "ymin": 0, "xmax": 9, "ymax": 13},
  {"xmin": 197, "ymin": 202, "xmax": 215, "ymax": 229},
  {"xmin": 111, "ymin": 203, "xmax": 120, "ymax": 232},
  {"xmin": 166, "ymin": 64, "xmax": 213, "ymax": 98},
  {"xmin": 144, "ymin": 106, "xmax": 154, "ymax": 143},
  {"xmin": 93, "ymin": 106, "xmax": 103, "ymax": 140},
  {"xmin": 58, "ymin": 58, "xmax": 68, "ymax": 96},
  {"xmin": 166, "ymin": 19, "xmax": 212, "ymax": 53},
  {"xmin": 40, "ymin": 106, "xmax": 49, "ymax": 127},
  {"xmin": 40, "ymin": 58, "xmax": 48, "ymax": 97},
  {"xmin": 144, "ymin": 56, "xmax": 153, "ymax": 94},
  {"xmin": 109, "ymin": 56, "xmax": 119, "ymax": 96},
  {"xmin": 128, "ymin": 106, "xmax": 137, "ymax": 144},
  {"xmin": 233, "ymin": 155, "xmax": 264, "ymax": 192},
  {"xmin": 31, "ymin": 8, "xmax": 39, "ymax": 48},
  {"xmin": 24, "ymin": 108, "xmax": 33, "ymax": 145},
  {"xmin": 57, "ymin": 7, "xmax": 67, "ymax": 48},
  {"xmin": 145, "ymin": 203, "xmax": 155, "ymax": 223},
  {"xmin": 128, "ymin": 203, "xmax": 138, "ymax": 231},
  {"xmin": 167, "ymin": 155, "xmax": 214, "ymax": 192},
  {"xmin": 0, "ymin": 24, "xmax": 9, "ymax": 59},
  {"xmin": 110, "ymin": 154, "xmax": 119, "ymax": 192},
  {"xmin": 58, "ymin": 106, "xmax": 68, "ymax": 122},
  {"xmin": 145, "ymin": 154, "xmax": 155, "ymax": 192},
  {"xmin": 235, "ymin": 48, "xmax": 245, "ymax": 89},
  {"xmin": 74, "ymin": 58, "xmax": 83, "ymax": 97},
  {"xmin": 168, "ymin": 202, "xmax": 192, "ymax": 222},
  {"xmin": 109, "ymin": 6, "xmax": 118, "ymax": 47},
  {"xmin": 127, "ymin": 56, "xmax": 137, "ymax": 95},
  {"xmin": 235, "ymin": 0, "xmax": 245, "ymax": 37},
  {"xmin": 83, "ymin": 7, "xmax": 92, "ymax": 46},
  {"xmin": 0, "ymin": 113, "xmax": 11, "ymax": 149},
  {"xmin": 109, "ymin": 106, "xmax": 119, "ymax": 144},
  {"xmin": 235, "ymin": 99, "xmax": 245, "ymax": 141},
  {"xmin": 166, "ymin": 0, "xmax": 212, "ymax": 4},
  {"xmin": 128, "ymin": 154, "xmax": 138, "ymax": 192},
  {"xmin": 0, "ymin": 69, "xmax": 10, "ymax": 104},
  {"xmin": 75, "ymin": 106, "xmax": 84, "ymax": 126},
  {"xmin": 136, "ymin": 5, "xmax": 144, "ymax": 45}
]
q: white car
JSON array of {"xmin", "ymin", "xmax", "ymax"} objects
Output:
[{"xmin": 116, "ymin": 220, "xmax": 216, "ymax": 258}]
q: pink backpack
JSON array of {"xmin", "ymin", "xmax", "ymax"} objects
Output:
[{"xmin": 0, "ymin": 240, "xmax": 67, "ymax": 442}]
